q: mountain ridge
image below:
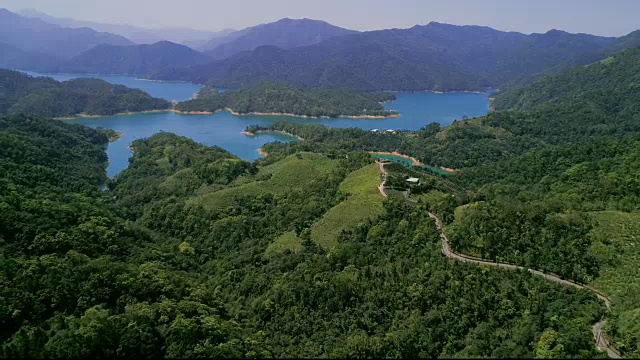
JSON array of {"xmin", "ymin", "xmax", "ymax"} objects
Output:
[
  {"xmin": 0, "ymin": 8, "xmax": 134, "ymax": 58},
  {"xmin": 202, "ymin": 18, "xmax": 358, "ymax": 60},
  {"xmin": 152, "ymin": 21, "xmax": 636, "ymax": 92}
]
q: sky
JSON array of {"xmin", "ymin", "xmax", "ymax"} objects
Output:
[{"xmin": 0, "ymin": 0, "xmax": 638, "ymax": 36}]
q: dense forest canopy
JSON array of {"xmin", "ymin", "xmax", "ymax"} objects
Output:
[
  {"xmin": 493, "ymin": 47, "xmax": 640, "ymax": 112},
  {"xmin": 0, "ymin": 115, "xmax": 606, "ymax": 358},
  {"xmin": 0, "ymin": 70, "xmax": 170, "ymax": 117},
  {"xmin": 252, "ymin": 48, "xmax": 640, "ymax": 356},
  {"xmin": 175, "ymin": 82, "xmax": 398, "ymax": 118}
]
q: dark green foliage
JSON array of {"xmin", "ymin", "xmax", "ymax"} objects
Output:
[
  {"xmin": 0, "ymin": 69, "xmax": 170, "ymax": 117},
  {"xmin": 175, "ymin": 82, "xmax": 398, "ymax": 117},
  {"xmin": 450, "ymin": 201, "xmax": 598, "ymax": 282},
  {"xmin": 0, "ymin": 114, "xmax": 605, "ymax": 357},
  {"xmin": 494, "ymin": 47, "xmax": 640, "ymax": 113}
]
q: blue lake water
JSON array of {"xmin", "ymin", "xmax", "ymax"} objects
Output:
[
  {"xmin": 25, "ymin": 72, "xmax": 490, "ymax": 177},
  {"xmin": 21, "ymin": 71, "xmax": 203, "ymax": 102}
]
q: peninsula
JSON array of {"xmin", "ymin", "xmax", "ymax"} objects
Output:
[{"xmin": 0, "ymin": 69, "xmax": 170, "ymax": 118}]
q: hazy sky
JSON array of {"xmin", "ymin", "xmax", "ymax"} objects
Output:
[{"xmin": 1, "ymin": 0, "xmax": 638, "ymax": 36}]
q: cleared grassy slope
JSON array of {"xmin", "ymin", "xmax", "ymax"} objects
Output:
[
  {"xmin": 265, "ymin": 231, "xmax": 303, "ymax": 256},
  {"xmin": 188, "ymin": 152, "xmax": 339, "ymax": 211},
  {"xmin": 310, "ymin": 163, "xmax": 384, "ymax": 250}
]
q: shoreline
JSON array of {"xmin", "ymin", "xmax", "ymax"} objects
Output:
[
  {"xmin": 369, "ymin": 151, "xmax": 424, "ymax": 166},
  {"xmin": 226, "ymin": 107, "xmax": 399, "ymax": 119},
  {"xmin": 171, "ymin": 109, "xmax": 223, "ymax": 115},
  {"xmin": 54, "ymin": 107, "xmax": 402, "ymax": 121},
  {"xmin": 258, "ymin": 147, "xmax": 268, "ymax": 157},
  {"xmin": 55, "ymin": 109, "xmax": 172, "ymax": 120},
  {"xmin": 242, "ymin": 130, "xmax": 305, "ymax": 141},
  {"xmin": 108, "ymin": 131, "xmax": 124, "ymax": 142}
]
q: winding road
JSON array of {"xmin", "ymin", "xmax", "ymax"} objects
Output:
[{"xmin": 375, "ymin": 161, "xmax": 622, "ymax": 358}]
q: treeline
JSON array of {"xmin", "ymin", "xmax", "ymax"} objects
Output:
[
  {"xmin": 0, "ymin": 70, "xmax": 170, "ymax": 118},
  {"xmin": 175, "ymin": 82, "xmax": 398, "ymax": 118}
]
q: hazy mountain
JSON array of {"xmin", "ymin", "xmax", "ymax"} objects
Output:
[
  {"xmin": 154, "ymin": 22, "xmax": 630, "ymax": 92},
  {"xmin": 19, "ymin": 9, "xmax": 233, "ymax": 45},
  {"xmin": 202, "ymin": 18, "xmax": 358, "ymax": 59},
  {"xmin": 0, "ymin": 43, "xmax": 54, "ymax": 71},
  {"xmin": 0, "ymin": 8, "xmax": 133, "ymax": 58},
  {"xmin": 51, "ymin": 41, "xmax": 212, "ymax": 76}
]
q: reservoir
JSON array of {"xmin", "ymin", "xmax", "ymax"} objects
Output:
[{"xmin": 25, "ymin": 72, "xmax": 491, "ymax": 177}]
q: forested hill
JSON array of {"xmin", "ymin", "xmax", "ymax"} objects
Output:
[
  {"xmin": 50, "ymin": 41, "xmax": 213, "ymax": 76},
  {"xmin": 248, "ymin": 48, "xmax": 640, "ymax": 355},
  {"xmin": 175, "ymin": 82, "xmax": 398, "ymax": 117},
  {"xmin": 493, "ymin": 47, "xmax": 640, "ymax": 113},
  {"xmin": 0, "ymin": 70, "xmax": 170, "ymax": 117},
  {"xmin": 151, "ymin": 22, "xmax": 637, "ymax": 91},
  {"xmin": 0, "ymin": 114, "xmax": 605, "ymax": 357}
]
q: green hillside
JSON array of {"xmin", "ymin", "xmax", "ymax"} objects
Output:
[
  {"xmin": 188, "ymin": 152, "xmax": 340, "ymax": 211},
  {"xmin": 588, "ymin": 211, "xmax": 640, "ymax": 354},
  {"xmin": 0, "ymin": 69, "xmax": 170, "ymax": 117},
  {"xmin": 310, "ymin": 163, "xmax": 384, "ymax": 249}
]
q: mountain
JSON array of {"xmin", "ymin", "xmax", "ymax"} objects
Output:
[
  {"xmin": 0, "ymin": 69, "xmax": 170, "ymax": 117},
  {"xmin": 493, "ymin": 47, "xmax": 640, "ymax": 114},
  {"xmin": 0, "ymin": 43, "xmax": 54, "ymax": 71},
  {"xmin": 51, "ymin": 41, "xmax": 212, "ymax": 76},
  {"xmin": 19, "ymin": 8, "xmax": 233, "ymax": 45},
  {"xmin": 201, "ymin": 18, "xmax": 358, "ymax": 60},
  {"xmin": 154, "ymin": 22, "xmax": 632, "ymax": 92},
  {"xmin": 0, "ymin": 8, "xmax": 133, "ymax": 58}
]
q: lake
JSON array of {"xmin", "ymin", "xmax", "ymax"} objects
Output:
[{"xmin": 24, "ymin": 72, "xmax": 490, "ymax": 177}]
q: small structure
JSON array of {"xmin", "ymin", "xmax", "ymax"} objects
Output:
[
  {"xmin": 370, "ymin": 129, "xmax": 379, "ymax": 132},
  {"xmin": 406, "ymin": 177, "xmax": 420, "ymax": 184},
  {"xmin": 385, "ymin": 129, "xmax": 396, "ymax": 134}
]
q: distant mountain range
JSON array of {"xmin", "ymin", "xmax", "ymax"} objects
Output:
[
  {"xmin": 18, "ymin": 8, "xmax": 233, "ymax": 46},
  {"xmin": 201, "ymin": 18, "xmax": 358, "ymax": 60},
  {"xmin": 2, "ymin": 7, "xmax": 639, "ymax": 93},
  {"xmin": 152, "ymin": 22, "xmax": 640, "ymax": 91},
  {"xmin": 0, "ymin": 9, "xmax": 133, "ymax": 59}
]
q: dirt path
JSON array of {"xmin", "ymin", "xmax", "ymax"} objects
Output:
[
  {"xmin": 377, "ymin": 160, "xmax": 389, "ymax": 197},
  {"xmin": 376, "ymin": 162, "xmax": 622, "ymax": 358}
]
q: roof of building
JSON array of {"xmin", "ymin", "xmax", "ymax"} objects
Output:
[{"xmin": 406, "ymin": 177, "xmax": 420, "ymax": 183}]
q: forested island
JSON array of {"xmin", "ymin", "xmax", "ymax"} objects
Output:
[
  {"xmin": 0, "ymin": 70, "xmax": 171, "ymax": 118},
  {"xmin": 175, "ymin": 82, "xmax": 399, "ymax": 118}
]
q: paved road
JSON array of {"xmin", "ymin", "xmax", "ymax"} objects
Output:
[{"xmin": 376, "ymin": 161, "xmax": 622, "ymax": 358}]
